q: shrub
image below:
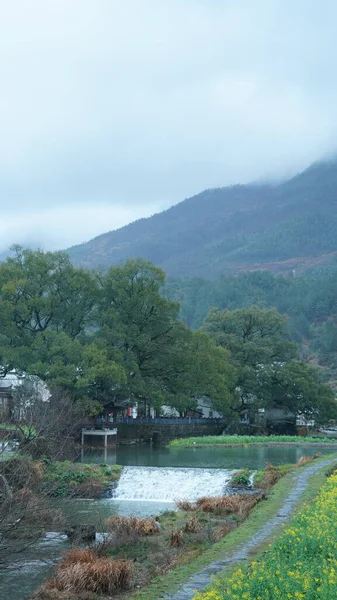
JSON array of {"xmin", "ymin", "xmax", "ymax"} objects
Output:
[
  {"xmin": 325, "ymin": 464, "xmax": 337, "ymax": 478},
  {"xmin": 169, "ymin": 529, "xmax": 184, "ymax": 547},
  {"xmin": 58, "ymin": 549, "xmax": 96, "ymax": 568},
  {"xmin": 45, "ymin": 557, "xmax": 133, "ymax": 594},
  {"xmin": 254, "ymin": 462, "xmax": 291, "ymax": 489},
  {"xmin": 296, "ymin": 455, "xmax": 314, "ymax": 467},
  {"xmin": 4, "ymin": 491, "xmax": 66, "ymax": 539},
  {"xmin": 213, "ymin": 520, "xmax": 237, "ymax": 541},
  {"xmin": 105, "ymin": 515, "xmax": 159, "ymax": 537},
  {"xmin": 231, "ymin": 469, "xmax": 251, "ymax": 487},
  {"xmin": 182, "ymin": 515, "xmax": 201, "ymax": 533},
  {"xmin": 176, "ymin": 499, "xmax": 195, "ymax": 511},
  {"xmin": 196, "ymin": 494, "xmax": 259, "ymax": 517},
  {"xmin": 0, "ymin": 455, "xmax": 44, "ymax": 490}
]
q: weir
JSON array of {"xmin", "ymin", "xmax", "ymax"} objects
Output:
[{"xmin": 112, "ymin": 466, "xmax": 237, "ymax": 502}]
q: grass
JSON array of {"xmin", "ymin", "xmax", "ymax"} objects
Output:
[
  {"xmin": 105, "ymin": 515, "xmax": 159, "ymax": 537},
  {"xmin": 194, "ymin": 466, "xmax": 337, "ymax": 599},
  {"xmin": 0, "ymin": 423, "xmax": 35, "ymax": 435},
  {"xmin": 169, "ymin": 434, "xmax": 337, "ymax": 447},
  {"xmin": 126, "ymin": 453, "xmax": 337, "ymax": 600},
  {"xmin": 43, "ymin": 460, "xmax": 123, "ymax": 497},
  {"xmin": 38, "ymin": 549, "xmax": 133, "ymax": 596}
]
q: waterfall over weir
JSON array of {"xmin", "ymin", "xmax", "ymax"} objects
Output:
[{"xmin": 113, "ymin": 466, "xmax": 237, "ymax": 502}]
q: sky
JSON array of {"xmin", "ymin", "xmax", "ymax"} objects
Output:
[{"xmin": 1, "ymin": 0, "xmax": 337, "ymax": 252}]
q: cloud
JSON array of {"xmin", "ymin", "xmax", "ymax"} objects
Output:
[{"xmin": 0, "ymin": 0, "xmax": 337, "ymax": 250}]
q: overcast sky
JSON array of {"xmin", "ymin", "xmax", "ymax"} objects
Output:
[{"xmin": 1, "ymin": 0, "xmax": 337, "ymax": 252}]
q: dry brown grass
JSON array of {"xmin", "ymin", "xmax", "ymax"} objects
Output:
[
  {"xmin": 58, "ymin": 548, "xmax": 96, "ymax": 568},
  {"xmin": 175, "ymin": 499, "xmax": 195, "ymax": 511},
  {"xmin": 182, "ymin": 515, "xmax": 201, "ymax": 533},
  {"xmin": 260, "ymin": 463, "xmax": 287, "ymax": 488},
  {"xmin": 169, "ymin": 529, "xmax": 184, "ymax": 547},
  {"xmin": 296, "ymin": 455, "xmax": 314, "ymax": 467},
  {"xmin": 45, "ymin": 558, "xmax": 133, "ymax": 595},
  {"xmin": 213, "ymin": 520, "xmax": 237, "ymax": 541},
  {"xmin": 196, "ymin": 494, "xmax": 259, "ymax": 517},
  {"xmin": 104, "ymin": 515, "xmax": 159, "ymax": 537}
]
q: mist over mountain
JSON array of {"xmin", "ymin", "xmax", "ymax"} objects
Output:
[{"xmin": 68, "ymin": 159, "xmax": 337, "ymax": 278}]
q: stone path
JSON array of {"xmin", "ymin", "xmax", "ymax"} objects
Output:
[{"xmin": 165, "ymin": 458, "xmax": 335, "ymax": 600}]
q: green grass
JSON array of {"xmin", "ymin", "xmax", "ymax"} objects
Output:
[
  {"xmin": 169, "ymin": 434, "xmax": 337, "ymax": 447},
  {"xmin": 43, "ymin": 460, "xmax": 123, "ymax": 497},
  {"xmin": 0, "ymin": 423, "xmax": 35, "ymax": 435},
  {"xmin": 127, "ymin": 454, "xmax": 337, "ymax": 600}
]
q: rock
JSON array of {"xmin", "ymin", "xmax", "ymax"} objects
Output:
[{"xmin": 66, "ymin": 524, "xmax": 96, "ymax": 543}]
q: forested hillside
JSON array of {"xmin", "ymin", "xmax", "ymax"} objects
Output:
[
  {"xmin": 68, "ymin": 159, "xmax": 337, "ymax": 277},
  {"xmin": 163, "ymin": 268, "xmax": 337, "ymax": 380}
]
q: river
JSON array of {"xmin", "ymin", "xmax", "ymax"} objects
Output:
[{"xmin": 0, "ymin": 443, "xmax": 334, "ymax": 599}]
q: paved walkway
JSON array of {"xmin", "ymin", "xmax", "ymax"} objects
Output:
[{"xmin": 165, "ymin": 458, "xmax": 335, "ymax": 600}]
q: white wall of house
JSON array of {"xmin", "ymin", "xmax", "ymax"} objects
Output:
[{"xmin": 161, "ymin": 398, "xmax": 223, "ymax": 418}]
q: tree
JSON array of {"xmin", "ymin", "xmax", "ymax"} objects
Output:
[
  {"xmin": 264, "ymin": 361, "xmax": 337, "ymax": 424},
  {"xmin": 204, "ymin": 306, "xmax": 337, "ymax": 425},
  {"xmin": 0, "ymin": 247, "xmax": 99, "ymax": 377},
  {"xmin": 97, "ymin": 259, "xmax": 235, "ymax": 413}
]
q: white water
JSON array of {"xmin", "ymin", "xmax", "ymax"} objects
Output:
[{"xmin": 113, "ymin": 466, "xmax": 237, "ymax": 502}]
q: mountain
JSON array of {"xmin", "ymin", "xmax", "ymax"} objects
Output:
[{"xmin": 68, "ymin": 159, "xmax": 337, "ymax": 277}]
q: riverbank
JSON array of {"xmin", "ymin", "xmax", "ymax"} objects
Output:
[
  {"xmin": 43, "ymin": 460, "xmax": 123, "ymax": 498},
  {"xmin": 29, "ymin": 454, "xmax": 334, "ymax": 600},
  {"xmin": 0, "ymin": 455, "xmax": 123, "ymax": 499},
  {"xmin": 128, "ymin": 454, "xmax": 337, "ymax": 600},
  {"xmin": 169, "ymin": 434, "xmax": 337, "ymax": 448},
  {"xmin": 193, "ymin": 462, "xmax": 337, "ymax": 600}
]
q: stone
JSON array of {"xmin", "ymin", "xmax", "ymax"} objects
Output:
[{"xmin": 66, "ymin": 524, "xmax": 96, "ymax": 543}]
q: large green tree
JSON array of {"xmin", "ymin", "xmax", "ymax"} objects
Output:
[
  {"xmin": 0, "ymin": 248, "xmax": 126, "ymax": 409},
  {"xmin": 97, "ymin": 259, "xmax": 235, "ymax": 414},
  {"xmin": 0, "ymin": 251, "xmax": 235, "ymax": 416},
  {"xmin": 204, "ymin": 306, "xmax": 337, "ymax": 424}
]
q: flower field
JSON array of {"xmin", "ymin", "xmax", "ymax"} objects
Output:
[{"xmin": 194, "ymin": 470, "xmax": 337, "ymax": 600}]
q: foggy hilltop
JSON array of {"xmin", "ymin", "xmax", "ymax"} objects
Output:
[{"xmin": 68, "ymin": 158, "xmax": 337, "ymax": 278}]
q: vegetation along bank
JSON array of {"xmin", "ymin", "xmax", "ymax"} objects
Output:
[
  {"xmin": 194, "ymin": 465, "xmax": 337, "ymax": 600},
  {"xmin": 28, "ymin": 455, "xmax": 328, "ymax": 600},
  {"xmin": 169, "ymin": 434, "xmax": 337, "ymax": 448}
]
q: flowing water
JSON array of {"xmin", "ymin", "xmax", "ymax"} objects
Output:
[
  {"xmin": 113, "ymin": 466, "xmax": 237, "ymax": 502},
  {"xmin": 1, "ymin": 443, "xmax": 335, "ymax": 599}
]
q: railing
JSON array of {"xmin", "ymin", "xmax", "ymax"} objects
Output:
[{"xmin": 114, "ymin": 417, "xmax": 226, "ymax": 425}]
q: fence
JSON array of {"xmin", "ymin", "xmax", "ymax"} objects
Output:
[{"xmin": 114, "ymin": 417, "xmax": 226, "ymax": 425}]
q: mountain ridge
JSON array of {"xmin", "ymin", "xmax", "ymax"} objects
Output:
[{"xmin": 68, "ymin": 158, "xmax": 337, "ymax": 277}]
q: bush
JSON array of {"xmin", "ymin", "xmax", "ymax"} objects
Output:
[
  {"xmin": 105, "ymin": 515, "xmax": 159, "ymax": 537},
  {"xmin": 169, "ymin": 529, "xmax": 184, "ymax": 548},
  {"xmin": 46, "ymin": 558, "xmax": 133, "ymax": 594},
  {"xmin": 21, "ymin": 436, "xmax": 53, "ymax": 460},
  {"xmin": 296, "ymin": 455, "xmax": 314, "ymax": 467},
  {"xmin": 196, "ymin": 494, "xmax": 259, "ymax": 518},
  {"xmin": 58, "ymin": 549, "xmax": 96, "ymax": 568},
  {"xmin": 182, "ymin": 515, "xmax": 201, "ymax": 533},
  {"xmin": 43, "ymin": 461, "xmax": 122, "ymax": 498},
  {"xmin": 213, "ymin": 520, "xmax": 237, "ymax": 541},
  {"xmin": 231, "ymin": 469, "xmax": 251, "ymax": 487},
  {"xmin": 3, "ymin": 490, "xmax": 66, "ymax": 540},
  {"xmin": 176, "ymin": 499, "xmax": 196, "ymax": 511},
  {"xmin": 0, "ymin": 455, "xmax": 44, "ymax": 490}
]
